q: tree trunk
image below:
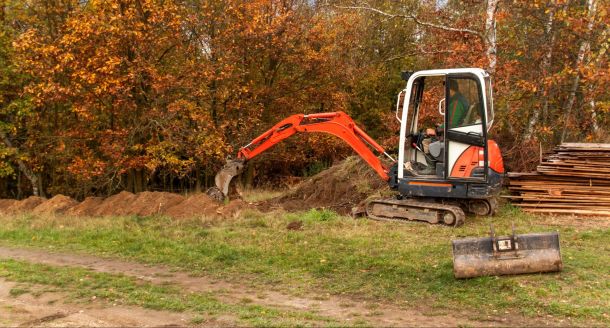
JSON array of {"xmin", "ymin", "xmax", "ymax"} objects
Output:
[
  {"xmin": 0, "ymin": 0, "xmax": 5, "ymax": 23},
  {"xmin": 195, "ymin": 169, "xmax": 202, "ymax": 192},
  {"xmin": 484, "ymin": 0, "xmax": 499, "ymax": 75},
  {"xmin": 135, "ymin": 169, "xmax": 144, "ymax": 193},
  {"xmin": 0, "ymin": 131, "xmax": 40, "ymax": 197},
  {"xmin": 37, "ymin": 174, "xmax": 45, "ymax": 198},
  {"xmin": 586, "ymin": 26, "xmax": 608, "ymax": 136},
  {"xmin": 16, "ymin": 170, "xmax": 21, "ymax": 199},
  {"xmin": 589, "ymin": 97, "xmax": 599, "ymax": 133},
  {"xmin": 561, "ymin": 0, "xmax": 596, "ymax": 142},
  {"xmin": 126, "ymin": 170, "xmax": 134, "ymax": 193},
  {"xmin": 524, "ymin": 1, "xmax": 556, "ymax": 139}
]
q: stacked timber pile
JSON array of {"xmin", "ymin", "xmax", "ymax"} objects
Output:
[{"xmin": 507, "ymin": 143, "xmax": 610, "ymax": 217}]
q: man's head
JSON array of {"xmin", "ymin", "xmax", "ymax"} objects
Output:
[{"xmin": 448, "ymin": 79, "xmax": 460, "ymax": 96}]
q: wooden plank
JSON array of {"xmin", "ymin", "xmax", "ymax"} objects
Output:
[
  {"xmin": 507, "ymin": 187, "xmax": 610, "ymax": 193},
  {"xmin": 536, "ymin": 171, "xmax": 610, "ymax": 179},
  {"xmin": 507, "ymin": 143, "xmax": 610, "ymax": 219},
  {"xmin": 517, "ymin": 203, "xmax": 610, "ymax": 208},
  {"xmin": 521, "ymin": 208, "xmax": 610, "ymax": 216},
  {"xmin": 507, "ymin": 196, "xmax": 610, "ymax": 203},
  {"xmin": 537, "ymin": 165, "xmax": 610, "ymax": 173},
  {"xmin": 557, "ymin": 143, "xmax": 610, "ymax": 149},
  {"xmin": 508, "ymin": 180, "xmax": 610, "ymax": 185}
]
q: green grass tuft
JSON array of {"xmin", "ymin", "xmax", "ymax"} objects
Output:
[{"xmin": 9, "ymin": 286, "xmax": 30, "ymax": 297}]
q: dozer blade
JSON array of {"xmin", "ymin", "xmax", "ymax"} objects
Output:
[
  {"xmin": 207, "ymin": 159, "xmax": 246, "ymax": 202},
  {"xmin": 452, "ymin": 226, "xmax": 562, "ymax": 279}
]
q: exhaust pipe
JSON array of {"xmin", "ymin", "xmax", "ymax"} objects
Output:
[{"xmin": 452, "ymin": 225, "xmax": 562, "ymax": 279}]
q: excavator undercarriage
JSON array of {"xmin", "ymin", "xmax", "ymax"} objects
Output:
[{"xmin": 363, "ymin": 198, "xmax": 466, "ymax": 227}]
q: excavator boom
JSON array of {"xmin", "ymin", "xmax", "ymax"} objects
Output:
[{"xmin": 208, "ymin": 111, "xmax": 395, "ymax": 201}]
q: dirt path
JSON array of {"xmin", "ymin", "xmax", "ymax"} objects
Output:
[
  {"xmin": 0, "ymin": 246, "xmax": 569, "ymax": 327},
  {"xmin": 0, "ymin": 279, "xmax": 202, "ymax": 327}
]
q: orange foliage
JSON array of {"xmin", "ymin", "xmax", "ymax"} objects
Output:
[{"xmin": 0, "ymin": 0, "xmax": 607, "ymax": 196}]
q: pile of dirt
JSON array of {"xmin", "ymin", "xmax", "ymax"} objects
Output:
[
  {"xmin": 32, "ymin": 195, "xmax": 78, "ymax": 215},
  {"xmin": 163, "ymin": 193, "xmax": 246, "ymax": 219},
  {"xmin": 128, "ymin": 191, "xmax": 186, "ymax": 216},
  {"xmin": 91, "ymin": 191, "xmax": 138, "ymax": 216},
  {"xmin": 5, "ymin": 196, "xmax": 45, "ymax": 214},
  {"xmin": 0, "ymin": 191, "xmax": 248, "ymax": 220},
  {"xmin": 268, "ymin": 156, "xmax": 390, "ymax": 215},
  {"xmin": 0, "ymin": 199, "xmax": 18, "ymax": 213},
  {"xmin": 65, "ymin": 196, "xmax": 104, "ymax": 216}
]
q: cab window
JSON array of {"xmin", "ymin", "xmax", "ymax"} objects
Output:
[{"xmin": 446, "ymin": 77, "xmax": 482, "ymax": 129}]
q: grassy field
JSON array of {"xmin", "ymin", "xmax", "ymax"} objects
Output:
[{"xmin": 0, "ymin": 205, "xmax": 607, "ymax": 325}]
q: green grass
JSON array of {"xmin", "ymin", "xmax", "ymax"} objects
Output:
[
  {"xmin": 0, "ymin": 205, "xmax": 607, "ymax": 325},
  {"xmin": 9, "ymin": 286, "xmax": 30, "ymax": 297},
  {"xmin": 0, "ymin": 259, "xmax": 332, "ymax": 327}
]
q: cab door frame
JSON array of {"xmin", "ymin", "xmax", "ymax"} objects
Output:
[
  {"xmin": 444, "ymin": 73, "xmax": 488, "ymax": 181},
  {"xmin": 397, "ymin": 68, "xmax": 492, "ymax": 181}
]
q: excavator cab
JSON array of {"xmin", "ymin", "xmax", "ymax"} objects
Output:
[{"xmin": 391, "ymin": 68, "xmax": 504, "ymax": 217}]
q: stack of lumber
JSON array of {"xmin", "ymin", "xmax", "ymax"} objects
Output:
[{"xmin": 507, "ymin": 143, "xmax": 610, "ymax": 216}]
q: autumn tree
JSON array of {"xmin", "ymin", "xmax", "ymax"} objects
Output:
[
  {"xmin": 0, "ymin": 0, "xmax": 606, "ymax": 198},
  {"xmin": 13, "ymin": 0, "xmax": 227, "ymax": 196}
]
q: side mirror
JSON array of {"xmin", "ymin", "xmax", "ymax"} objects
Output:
[{"xmin": 438, "ymin": 98, "xmax": 445, "ymax": 116}]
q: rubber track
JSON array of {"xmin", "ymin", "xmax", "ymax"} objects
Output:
[{"xmin": 365, "ymin": 198, "xmax": 466, "ymax": 227}]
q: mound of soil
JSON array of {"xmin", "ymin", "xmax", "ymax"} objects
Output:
[
  {"xmin": 0, "ymin": 190, "xmax": 247, "ymax": 220},
  {"xmin": 92, "ymin": 191, "xmax": 138, "ymax": 216},
  {"xmin": 163, "ymin": 193, "xmax": 249, "ymax": 219},
  {"xmin": 65, "ymin": 196, "xmax": 104, "ymax": 216},
  {"xmin": 130, "ymin": 191, "xmax": 185, "ymax": 216},
  {"xmin": 163, "ymin": 193, "xmax": 214, "ymax": 218},
  {"xmin": 0, "ymin": 199, "xmax": 18, "ymax": 214},
  {"xmin": 6, "ymin": 196, "xmax": 46, "ymax": 213},
  {"xmin": 32, "ymin": 195, "xmax": 78, "ymax": 214},
  {"xmin": 163, "ymin": 193, "xmax": 226, "ymax": 219},
  {"xmin": 269, "ymin": 157, "xmax": 390, "ymax": 215}
]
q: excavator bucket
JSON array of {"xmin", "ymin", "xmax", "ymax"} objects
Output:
[
  {"xmin": 452, "ymin": 225, "xmax": 562, "ymax": 279},
  {"xmin": 207, "ymin": 159, "xmax": 246, "ymax": 202}
]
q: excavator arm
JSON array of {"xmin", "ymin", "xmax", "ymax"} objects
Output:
[{"xmin": 209, "ymin": 111, "xmax": 395, "ymax": 201}]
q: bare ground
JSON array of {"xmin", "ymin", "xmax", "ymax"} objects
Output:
[
  {"xmin": 0, "ymin": 279, "xmax": 200, "ymax": 327},
  {"xmin": 0, "ymin": 246, "xmax": 576, "ymax": 327}
]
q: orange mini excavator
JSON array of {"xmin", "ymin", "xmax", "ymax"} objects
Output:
[{"xmin": 208, "ymin": 68, "xmax": 505, "ymax": 227}]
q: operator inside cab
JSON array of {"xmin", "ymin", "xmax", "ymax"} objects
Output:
[{"xmin": 413, "ymin": 79, "xmax": 469, "ymax": 175}]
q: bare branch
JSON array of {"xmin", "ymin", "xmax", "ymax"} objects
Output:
[
  {"xmin": 333, "ymin": 5, "xmax": 484, "ymax": 41},
  {"xmin": 382, "ymin": 48, "xmax": 455, "ymax": 63}
]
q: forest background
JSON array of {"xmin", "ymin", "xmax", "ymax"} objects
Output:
[{"xmin": 0, "ymin": 0, "xmax": 607, "ymax": 199}]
